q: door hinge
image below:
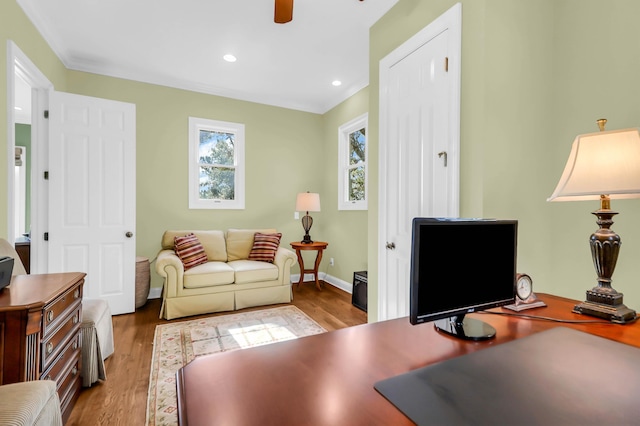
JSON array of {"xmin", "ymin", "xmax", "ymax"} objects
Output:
[
  {"xmin": 44, "ymin": 232, "xmax": 49, "ymax": 241},
  {"xmin": 445, "ymin": 57, "xmax": 449, "ymax": 72},
  {"xmin": 44, "ymin": 171, "xmax": 49, "ymax": 180},
  {"xmin": 44, "ymin": 110, "xmax": 49, "ymax": 119}
]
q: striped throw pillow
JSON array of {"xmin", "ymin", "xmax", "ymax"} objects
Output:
[
  {"xmin": 248, "ymin": 232, "xmax": 282, "ymax": 263},
  {"xmin": 174, "ymin": 233, "xmax": 208, "ymax": 270}
]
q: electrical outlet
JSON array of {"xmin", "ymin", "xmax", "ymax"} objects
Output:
[
  {"xmin": 294, "ymin": 212, "xmax": 299, "ymax": 220},
  {"xmin": 329, "ymin": 258, "xmax": 334, "ymax": 266}
]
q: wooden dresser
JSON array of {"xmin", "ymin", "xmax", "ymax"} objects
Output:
[{"xmin": 0, "ymin": 272, "xmax": 86, "ymax": 423}]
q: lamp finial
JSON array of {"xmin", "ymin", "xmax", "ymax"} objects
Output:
[{"xmin": 597, "ymin": 118, "xmax": 607, "ymax": 131}]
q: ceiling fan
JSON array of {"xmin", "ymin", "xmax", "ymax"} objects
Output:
[{"xmin": 274, "ymin": 0, "xmax": 364, "ymax": 24}]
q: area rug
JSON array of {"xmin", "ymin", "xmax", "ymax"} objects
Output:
[{"xmin": 145, "ymin": 305, "xmax": 326, "ymax": 426}]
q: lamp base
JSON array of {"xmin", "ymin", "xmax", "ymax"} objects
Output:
[
  {"xmin": 301, "ymin": 234, "xmax": 313, "ymax": 244},
  {"xmin": 573, "ymin": 289, "xmax": 637, "ymax": 324}
]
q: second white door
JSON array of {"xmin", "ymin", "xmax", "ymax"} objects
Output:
[
  {"xmin": 48, "ymin": 91, "xmax": 136, "ymax": 315},
  {"xmin": 378, "ymin": 4, "xmax": 461, "ymax": 321}
]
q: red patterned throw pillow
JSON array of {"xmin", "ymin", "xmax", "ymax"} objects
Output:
[
  {"xmin": 248, "ymin": 232, "xmax": 282, "ymax": 263},
  {"xmin": 174, "ymin": 233, "xmax": 208, "ymax": 270}
]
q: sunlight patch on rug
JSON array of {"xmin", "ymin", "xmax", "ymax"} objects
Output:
[{"xmin": 146, "ymin": 305, "xmax": 326, "ymax": 426}]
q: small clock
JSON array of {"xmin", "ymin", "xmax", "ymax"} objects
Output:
[
  {"xmin": 516, "ymin": 273, "xmax": 533, "ymax": 300},
  {"xmin": 504, "ymin": 273, "xmax": 546, "ymax": 312}
]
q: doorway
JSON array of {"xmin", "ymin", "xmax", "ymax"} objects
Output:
[{"xmin": 8, "ymin": 41, "xmax": 52, "ymax": 274}]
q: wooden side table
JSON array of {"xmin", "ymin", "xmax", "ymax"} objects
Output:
[{"xmin": 290, "ymin": 241, "xmax": 328, "ymax": 290}]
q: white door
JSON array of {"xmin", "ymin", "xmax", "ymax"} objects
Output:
[
  {"xmin": 48, "ymin": 91, "xmax": 136, "ymax": 315},
  {"xmin": 378, "ymin": 4, "xmax": 461, "ymax": 321}
]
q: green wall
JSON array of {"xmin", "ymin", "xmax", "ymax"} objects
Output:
[
  {"xmin": 65, "ymin": 71, "xmax": 325, "ymax": 289},
  {"xmin": 367, "ymin": 0, "xmax": 640, "ymax": 321},
  {"xmin": 320, "ymin": 87, "xmax": 370, "ymax": 284}
]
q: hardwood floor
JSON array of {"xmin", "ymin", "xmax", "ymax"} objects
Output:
[{"xmin": 66, "ymin": 282, "xmax": 367, "ymax": 425}]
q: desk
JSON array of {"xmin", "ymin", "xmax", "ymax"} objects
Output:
[
  {"xmin": 290, "ymin": 241, "xmax": 328, "ymax": 290},
  {"xmin": 176, "ymin": 294, "xmax": 640, "ymax": 425}
]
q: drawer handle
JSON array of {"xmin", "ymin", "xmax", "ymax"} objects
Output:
[
  {"xmin": 72, "ymin": 367, "xmax": 78, "ymax": 376},
  {"xmin": 45, "ymin": 375, "xmax": 52, "ymax": 381},
  {"xmin": 73, "ymin": 340, "xmax": 78, "ymax": 350},
  {"xmin": 73, "ymin": 315, "xmax": 79, "ymax": 324},
  {"xmin": 47, "ymin": 310, "xmax": 54, "ymax": 323},
  {"xmin": 46, "ymin": 342, "xmax": 54, "ymax": 354},
  {"xmin": 74, "ymin": 289, "xmax": 80, "ymax": 299}
]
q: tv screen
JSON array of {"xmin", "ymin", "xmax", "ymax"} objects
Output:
[{"xmin": 409, "ymin": 218, "xmax": 517, "ymax": 340}]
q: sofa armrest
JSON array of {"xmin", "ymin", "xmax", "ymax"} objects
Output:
[
  {"xmin": 273, "ymin": 246, "xmax": 297, "ymax": 284},
  {"xmin": 274, "ymin": 246, "xmax": 296, "ymax": 266},
  {"xmin": 156, "ymin": 249, "xmax": 184, "ymax": 299}
]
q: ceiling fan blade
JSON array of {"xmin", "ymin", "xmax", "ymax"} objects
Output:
[{"xmin": 274, "ymin": 0, "xmax": 293, "ymax": 24}]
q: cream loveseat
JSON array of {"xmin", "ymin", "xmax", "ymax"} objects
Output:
[{"xmin": 156, "ymin": 229, "xmax": 297, "ymax": 320}]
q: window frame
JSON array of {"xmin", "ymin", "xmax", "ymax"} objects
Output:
[
  {"xmin": 338, "ymin": 113, "xmax": 368, "ymax": 211},
  {"xmin": 188, "ymin": 116, "xmax": 245, "ymax": 209}
]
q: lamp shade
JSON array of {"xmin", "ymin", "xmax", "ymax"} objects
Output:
[
  {"xmin": 548, "ymin": 128, "xmax": 640, "ymax": 202},
  {"xmin": 296, "ymin": 192, "xmax": 321, "ymax": 212}
]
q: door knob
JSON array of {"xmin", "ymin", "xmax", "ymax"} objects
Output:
[
  {"xmin": 125, "ymin": 232, "xmax": 133, "ymax": 238},
  {"xmin": 386, "ymin": 242, "xmax": 396, "ymax": 250}
]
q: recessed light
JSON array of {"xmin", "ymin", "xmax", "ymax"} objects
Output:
[
  {"xmin": 14, "ymin": 106, "xmax": 22, "ymax": 111},
  {"xmin": 223, "ymin": 54, "xmax": 237, "ymax": 63},
  {"xmin": 332, "ymin": 80, "xmax": 342, "ymax": 87}
]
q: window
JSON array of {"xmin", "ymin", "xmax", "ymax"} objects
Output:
[
  {"xmin": 338, "ymin": 113, "xmax": 368, "ymax": 210},
  {"xmin": 189, "ymin": 117, "xmax": 245, "ymax": 209}
]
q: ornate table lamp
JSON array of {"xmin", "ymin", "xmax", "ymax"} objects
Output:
[
  {"xmin": 295, "ymin": 192, "xmax": 321, "ymax": 244},
  {"xmin": 548, "ymin": 119, "xmax": 640, "ymax": 323}
]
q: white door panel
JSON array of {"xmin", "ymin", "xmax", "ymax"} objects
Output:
[
  {"xmin": 379, "ymin": 4, "xmax": 461, "ymax": 321},
  {"xmin": 49, "ymin": 91, "xmax": 136, "ymax": 315}
]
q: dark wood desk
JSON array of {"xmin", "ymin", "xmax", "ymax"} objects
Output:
[
  {"xmin": 176, "ymin": 294, "xmax": 640, "ymax": 425},
  {"xmin": 290, "ymin": 241, "xmax": 328, "ymax": 290}
]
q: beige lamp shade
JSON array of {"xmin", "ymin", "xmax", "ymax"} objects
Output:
[
  {"xmin": 548, "ymin": 128, "xmax": 640, "ymax": 202},
  {"xmin": 296, "ymin": 192, "xmax": 321, "ymax": 212}
]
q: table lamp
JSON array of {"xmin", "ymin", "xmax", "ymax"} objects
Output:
[
  {"xmin": 548, "ymin": 119, "xmax": 640, "ymax": 323},
  {"xmin": 296, "ymin": 192, "xmax": 321, "ymax": 244}
]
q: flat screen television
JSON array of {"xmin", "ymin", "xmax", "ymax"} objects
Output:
[{"xmin": 409, "ymin": 218, "xmax": 517, "ymax": 340}]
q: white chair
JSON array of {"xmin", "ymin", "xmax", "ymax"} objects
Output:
[{"xmin": 80, "ymin": 298, "xmax": 115, "ymax": 387}]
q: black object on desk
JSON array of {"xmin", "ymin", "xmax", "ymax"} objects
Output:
[
  {"xmin": 375, "ymin": 327, "xmax": 640, "ymax": 425},
  {"xmin": 0, "ymin": 257, "xmax": 14, "ymax": 290}
]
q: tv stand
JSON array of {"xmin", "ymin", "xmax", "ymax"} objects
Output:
[{"xmin": 434, "ymin": 314, "xmax": 496, "ymax": 340}]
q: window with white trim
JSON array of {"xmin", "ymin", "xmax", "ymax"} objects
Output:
[
  {"xmin": 338, "ymin": 113, "xmax": 368, "ymax": 210},
  {"xmin": 188, "ymin": 117, "xmax": 245, "ymax": 209}
]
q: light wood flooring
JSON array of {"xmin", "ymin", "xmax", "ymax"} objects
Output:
[{"xmin": 66, "ymin": 282, "xmax": 368, "ymax": 425}]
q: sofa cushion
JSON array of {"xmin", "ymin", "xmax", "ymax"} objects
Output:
[
  {"xmin": 162, "ymin": 230, "xmax": 227, "ymax": 262},
  {"xmin": 174, "ymin": 234, "xmax": 208, "ymax": 270},
  {"xmin": 226, "ymin": 228, "xmax": 277, "ymax": 261},
  {"xmin": 248, "ymin": 233, "xmax": 282, "ymax": 263},
  {"xmin": 229, "ymin": 260, "xmax": 279, "ymax": 284},
  {"xmin": 183, "ymin": 262, "xmax": 235, "ymax": 289}
]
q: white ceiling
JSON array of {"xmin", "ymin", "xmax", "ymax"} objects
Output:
[{"xmin": 15, "ymin": 0, "xmax": 398, "ymax": 115}]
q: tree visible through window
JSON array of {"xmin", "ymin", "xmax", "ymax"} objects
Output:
[
  {"xmin": 338, "ymin": 114, "xmax": 368, "ymax": 210},
  {"xmin": 198, "ymin": 129, "xmax": 235, "ymax": 200},
  {"xmin": 348, "ymin": 128, "xmax": 366, "ymax": 202},
  {"xmin": 189, "ymin": 117, "xmax": 245, "ymax": 209}
]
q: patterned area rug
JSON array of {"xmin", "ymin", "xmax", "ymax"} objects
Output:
[{"xmin": 145, "ymin": 305, "xmax": 326, "ymax": 426}]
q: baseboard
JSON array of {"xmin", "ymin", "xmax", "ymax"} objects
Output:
[
  {"xmin": 290, "ymin": 273, "xmax": 352, "ymax": 294},
  {"xmin": 148, "ymin": 273, "xmax": 353, "ymax": 301}
]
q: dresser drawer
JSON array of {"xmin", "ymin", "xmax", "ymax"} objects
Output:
[
  {"xmin": 41, "ymin": 306, "xmax": 81, "ymax": 371},
  {"xmin": 41, "ymin": 331, "xmax": 81, "ymax": 383},
  {"xmin": 58, "ymin": 355, "xmax": 82, "ymax": 422},
  {"xmin": 43, "ymin": 284, "xmax": 82, "ymax": 336}
]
